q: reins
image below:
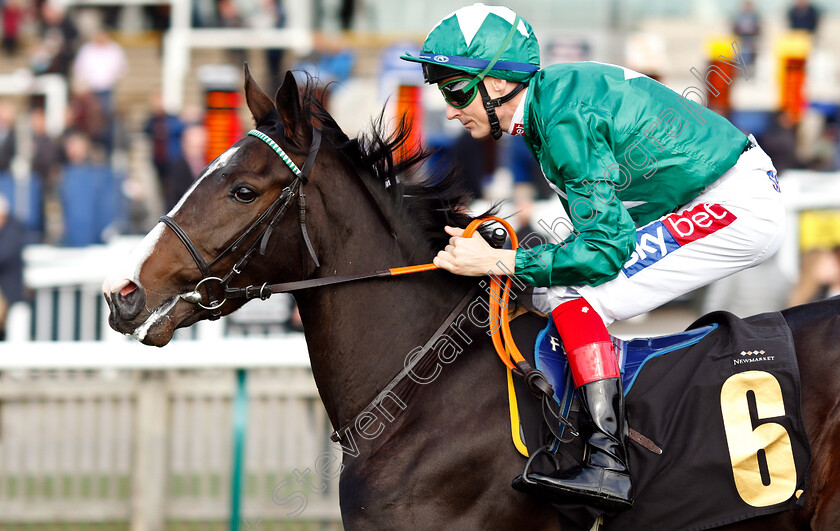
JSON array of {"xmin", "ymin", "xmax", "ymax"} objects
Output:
[
  {"xmin": 223, "ymin": 213, "xmax": 545, "ymax": 380},
  {"xmin": 224, "ymin": 262, "xmax": 438, "ymax": 300},
  {"xmin": 320, "ymin": 216, "xmax": 567, "ymax": 442},
  {"xmin": 164, "ymin": 127, "xmax": 568, "ymax": 440}
]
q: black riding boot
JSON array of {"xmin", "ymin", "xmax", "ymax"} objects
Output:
[{"xmin": 513, "ymin": 377, "xmax": 634, "ymax": 512}]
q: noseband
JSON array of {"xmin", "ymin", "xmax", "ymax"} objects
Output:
[{"xmin": 160, "ymin": 128, "xmax": 322, "ymax": 317}]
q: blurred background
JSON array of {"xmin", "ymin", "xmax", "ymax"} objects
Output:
[{"xmin": 0, "ymin": 0, "xmax": 839, "ymax": 529}]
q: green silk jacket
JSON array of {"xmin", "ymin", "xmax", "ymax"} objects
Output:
[{"xmin": 514, "ymin": 61, "xmax": 749, "ymax": 287}]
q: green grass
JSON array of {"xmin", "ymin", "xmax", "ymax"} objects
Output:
[{"xmin": 0, "ymin": 475, "xmax": 131, "ymax": 501}]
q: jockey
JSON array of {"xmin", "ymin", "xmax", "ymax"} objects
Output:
[{"xmin": 401, "ymin": 3, "xmax": 785, "ymax": 513}]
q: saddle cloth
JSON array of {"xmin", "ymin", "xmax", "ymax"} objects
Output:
[
  {"xmin": 522, "ymin": 310, "xmax": 811, "ymax": 530},
  {"xmin": 536, "ymin": 319, "xmax": 716, "ymax": 440}
]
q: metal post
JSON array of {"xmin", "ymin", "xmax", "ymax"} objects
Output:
[{"xmin": 230, "ymin": 368, "xmax": 249, "ymax": 530}]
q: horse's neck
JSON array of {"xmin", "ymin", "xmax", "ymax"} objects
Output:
[{"xmin": 294, "ymin": 229, "xmax": 472, "ymax": 437}]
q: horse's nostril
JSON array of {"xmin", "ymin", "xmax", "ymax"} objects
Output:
[
  {"xmin": 113, "ymin": 281, "xmax": 146, "ymax": 321},
  {"xmin": 119, "ymin": 281, "xmax": 138, "ymax": 299}
]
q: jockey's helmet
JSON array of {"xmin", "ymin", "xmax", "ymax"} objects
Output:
[{"xmin": 400, "ymin": 3, "xmax": 540, "ymax": 85}]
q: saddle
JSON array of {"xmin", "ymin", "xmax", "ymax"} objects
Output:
[{"xmin": 507, "ymin": 309, "xmax": 811, "ymax": 531}]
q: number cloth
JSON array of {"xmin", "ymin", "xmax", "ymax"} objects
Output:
[
  {"xmin": 611, "ymin": 309, "xmax": 809, "ymax": 529},
  {"xmin": 525, "ymin": 310, "xmax": 810, "ymax": 529}
]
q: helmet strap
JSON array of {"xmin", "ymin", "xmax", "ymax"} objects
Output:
[{"xmin": 478, "ymin": 81, "xmax": 526, "ymax": 140}]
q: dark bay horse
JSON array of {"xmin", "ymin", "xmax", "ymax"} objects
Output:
[{"xmin": 103, "ymin": 69, "xmax": 840, "ymax": 529}]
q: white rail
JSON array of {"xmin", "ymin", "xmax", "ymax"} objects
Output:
[
  {"xmin": 0, "ymin": 337, "xmax": 310, "ymax": 368},
  {"xmin": 13, "ymin": 236, "xmax": 298, "ymax": 342},
  {"xmin": 0, "ymin": 339, "xmax": 345, "ymax": 527}
]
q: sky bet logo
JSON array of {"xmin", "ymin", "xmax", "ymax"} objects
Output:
[{"xmin": 623, "ymin": 203, "xmax": 737, "ymax": 277}]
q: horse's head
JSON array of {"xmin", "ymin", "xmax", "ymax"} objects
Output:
[
  {"xmin": 103, "ymin": 68, "xmax": 328, "ymax": 346},
  {"xmin": 105, "ymin": 65, "xmax": 481, "ymax": 346}
]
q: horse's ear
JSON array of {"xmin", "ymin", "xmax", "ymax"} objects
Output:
[
  {"xmin": 244, "ymin": 63, "xmax": 280, "ymax": 128},
  {"xmin": 275, "ymin": 71, "xmax": 311, "ymax": 144}
]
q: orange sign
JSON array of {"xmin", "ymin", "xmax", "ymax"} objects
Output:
[
  {"xmin": 204, "ymin": 90, "xmax": 243, "ymax": 163},
  {"xmin": 395, "ymin": 85, "xmax": 423, "ymax": 163},
  {"xmin": 780, "ymin": 57, "xmax": 807, "ymax": 122},
  {"xmin": 776, "ymin": 32, "xmax": 812, "ymax": 123},
  {"xmin": 706, "ymin": 59, "xmax": 736, "ymax": 115}
]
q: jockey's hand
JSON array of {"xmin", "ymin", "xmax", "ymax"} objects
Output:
[{"xmin": 433, "ymin": 226, "xmax": 517, "ymax": 277}]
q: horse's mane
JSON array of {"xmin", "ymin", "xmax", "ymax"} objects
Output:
[{"xmin": 286, "ymin": 76, "xmax": 495, "ymax": 252}]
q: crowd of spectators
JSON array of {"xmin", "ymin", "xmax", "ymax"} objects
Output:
[
  {"xmin": 0, "ymin": 0, "xmax": 839, "ymax": 338},
  {"xmin": 0, "ymin": 0, "xmax": 316, "ymax": 243},
  {"xmin": 0, "ymin": 1, "xmax": 127, "ymax": 249},
  {"xmin": 0, "ymin": 0, "xmax": 349, "ymax": 337},
  {"xmin": 0, "ymin": 0, "xmax": 365, "ymax": 246}
]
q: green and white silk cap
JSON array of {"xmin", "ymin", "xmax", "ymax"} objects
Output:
[{"xmin": 400, "ymin": 3, "xmax": 540, "ymax": 84}]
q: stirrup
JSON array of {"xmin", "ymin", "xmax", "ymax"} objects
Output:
[
  {"xmin": 513, "ymin": 444, "xmax": 633, "ymax": 510},
  {"xmin": 517, "ymin": 444, "xmax": 561, "ymax": 488}
]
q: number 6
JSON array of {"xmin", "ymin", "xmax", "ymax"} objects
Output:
[{"xmin": 720, "ymin": 370, "xmax": 797, "ymax": 507}]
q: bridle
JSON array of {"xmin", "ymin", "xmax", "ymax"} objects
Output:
[
  {"xmin": 160, "ymin": 128, "xmax": 322, "ymax": 317},
  {"xmin": 161, "ymin": 125, "xmax": 440, "ymax": 316}
]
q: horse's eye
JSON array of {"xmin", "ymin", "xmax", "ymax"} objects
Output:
[{"xmin": 233, "ymin": 186, "xmax": 258, "ymax": 203}]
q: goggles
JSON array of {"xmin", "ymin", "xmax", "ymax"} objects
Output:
[{"xmin": 439, "ymin": 77, "xmax": 481, "ymax": 109}]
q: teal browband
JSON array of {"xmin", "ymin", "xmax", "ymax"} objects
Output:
[{"xmin": 247, "ymin": 129, "xmax": 301, "ymax": 176}]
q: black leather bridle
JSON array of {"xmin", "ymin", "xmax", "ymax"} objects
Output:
[{"xmin": 160, "ymin": 128, "xmax": 322, "ymax": 317}]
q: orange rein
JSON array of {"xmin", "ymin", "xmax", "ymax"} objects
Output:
[{"xmin": 389, "ymin": 217, "xmax": 526, "ymax": 372}]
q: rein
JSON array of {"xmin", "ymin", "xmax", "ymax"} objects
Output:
[
  {"xmin": 224, "ymin": 263, "xmax": 438, "ymax": 299},
  {"xmin": 325, "ymin": 217, "xmax": 566, "ymax": 443},
  {"xmin": 163, "ymin": 127, "xmax": 565, "ymax": 439}
]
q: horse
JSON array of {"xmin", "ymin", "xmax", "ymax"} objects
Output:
[{"xmin": 102, "ymin": 69, "xmax": 840, "ymax": 529}]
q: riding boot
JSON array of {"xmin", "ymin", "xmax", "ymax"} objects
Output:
[
  {"xmin": 512, "ymin": 298, "xmax": 634, "ymax": 511},
  {"xmin": 514, "ymin": 377, "xmax": 634, "ymax": 511}
]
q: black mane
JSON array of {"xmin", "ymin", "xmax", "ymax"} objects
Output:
[{"xmin": 287, "ymin": 75, "xmax": 492, "ymax": 252}]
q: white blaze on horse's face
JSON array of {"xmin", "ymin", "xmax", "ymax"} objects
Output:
[
  {"xmin": 102, "ymin": 222, "xmax": 165, "ymax": 296},
  {"xmin": 168, "ymin": 146, "xmax": 241, "ymax": 216},
  {"xmin": 104, "ymin": 146, "xmax": 246, "ymax": 294},
  {"xmin": 103, "ymin": 143, "xmax": 246, "ymax": 343}
]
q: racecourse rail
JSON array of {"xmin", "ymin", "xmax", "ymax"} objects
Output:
[
  {"xmin": 6, "ymin": 169, "xmax": 840, "ymax": 343},
  {"xmin": 0, "ymin": 339, "xmax": 342, "ymax": 529}
]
